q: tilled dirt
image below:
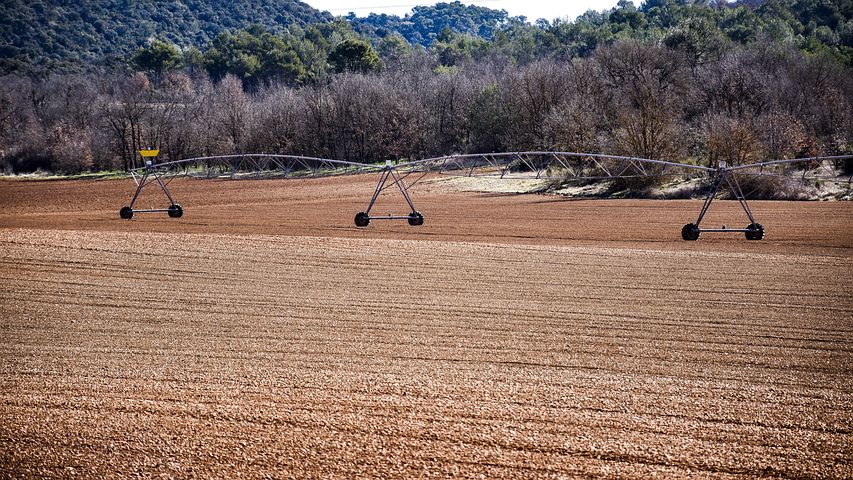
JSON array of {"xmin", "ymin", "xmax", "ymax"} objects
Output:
[{"xmin": 1, "ymin": 175, "xmax": 852, "ymax": 478}]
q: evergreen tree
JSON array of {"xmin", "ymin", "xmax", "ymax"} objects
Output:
[
  {"xmin": 328, "ymin": 39, "xmax": 380, "ymax": 73},
  {"xmin": 132, "ymin": 39, "xmax": 182, "ymax": 74}
]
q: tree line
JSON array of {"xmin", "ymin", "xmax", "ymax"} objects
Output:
[
  {"xmin": 2, "ymin": 36, "xmax": 850, "ymax": 177},
  {"xmin": 108, "ymin": 0, "xmax": 853, "ymax": 88}
]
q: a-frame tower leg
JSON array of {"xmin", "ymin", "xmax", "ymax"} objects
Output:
[
  {"xmin": 354, "ymin": 162, "xmax": 423, "ymax": 227},
  {"xmin": 682, "ymin": 168, "xmax": 764, "ymax": 241},
  {"xmin": 119, "ymin": 163, "xmax": 183, "ymax": 220}
]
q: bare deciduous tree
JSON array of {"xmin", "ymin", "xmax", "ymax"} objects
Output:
[
  {"xmin": 1, "ymin": 39, "xmax": 850, "ymax": 180},
  {"xmin": 212, "ymin": 74, "xmax": 252, "ymax": 154},
  {"xmin": 595, "ymin": 41, "xmax": 689, "ymax": 164}
]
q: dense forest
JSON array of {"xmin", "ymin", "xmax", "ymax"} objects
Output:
[
  {"xmin": 0, "ymin": 0, "xmax": 851, "ymax": 186},
  {"xmin": 2, "ymin": 0, "xmax": 852, "ymax": 73},
  {"xmin": 0, "ymin": 0, "xmax": 332, "ymax": 73}
]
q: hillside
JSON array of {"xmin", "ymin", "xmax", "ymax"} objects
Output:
[
  {"xmin": 1, "ymin": 0, "xmax": 852, "ymax": 74},
  {"xmin": 0, "ymin": 0, "xmax": 331, "ymax": 73}
]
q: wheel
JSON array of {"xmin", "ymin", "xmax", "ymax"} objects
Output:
[
  {"xmin": 119, "ymin": 206, "xmax": 133, "ymax": 219},
  {"xmin": 745, "ymin": 223, "xmax": 764, "ymax": 240},
  {"xmin": 167, "ymin": 204, "xmax": 183, "ymax": 218},
  {"xmin": 681, "ymin": 223, "xmax": 700, "ymax": 241},
  {"xmin": 354, "ymin": 212, "xmax": 370, "ymax": 227},
  {"xmin": 407, "ymin": 211, "xmax": 424, "ymax": 226}
]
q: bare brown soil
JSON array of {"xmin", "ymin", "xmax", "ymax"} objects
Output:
[
  {"xmin": 1, "ymin": 175, "xmax": 852, "ymax": 478},
  {"xmin": 1, "ymin": 175, "xmax": 852, "ymax": 253}
]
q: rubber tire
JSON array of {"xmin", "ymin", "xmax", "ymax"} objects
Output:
[
  {"xmin": 168, "ymin": 204, "xmax": 183, "ymax": 218},
  {"xmin": 119, "ymin": 206, "xmax": 133, "ymax": 219},
  {"xmin": 354, "ymin": 212, "xmax": 370, "ymax": 227},
  {"xmin": 408, "ymin": 212, "xmax": 424, "ymax": 226},
  {"xmin": 745, "ymin": 223, "xmax": 764, "ymax": 240},
  {"xmin": 681, "ymin": 223, "xmax": 700, "ymax": 241}
]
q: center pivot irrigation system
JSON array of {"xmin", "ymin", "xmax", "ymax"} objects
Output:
[{"xmin": 120, "ymin": 150, "xmax": 852, "ymax": 240}]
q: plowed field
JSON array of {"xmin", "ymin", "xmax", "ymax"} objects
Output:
[{"xmin": 1, "ymin": 175, "xmax": 852, "ymax": 478}]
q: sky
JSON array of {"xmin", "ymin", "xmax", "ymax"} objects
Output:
[{"xmin": 301, "ymin": 0, "xmax": 627, "ymax": 23}]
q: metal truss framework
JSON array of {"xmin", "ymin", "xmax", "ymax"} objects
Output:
[
  {"xmin": 120, "ymin": 152, "xmax": 852, "ymax": 240},
  {"xmin": 118, "ymin": 154, "xmax": 384, "ymax": 220},
  {"xmin": 396, "ymin": 151, "xmax": 713, "ymax": 180},
  {"xmin": 392, "ymin": 152, "xmax": 852, "ymax": 240}
]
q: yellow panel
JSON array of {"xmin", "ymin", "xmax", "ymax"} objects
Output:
[{"xmin": 139, "ymin": 149, "xmax": 160, "ymax": 157}]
